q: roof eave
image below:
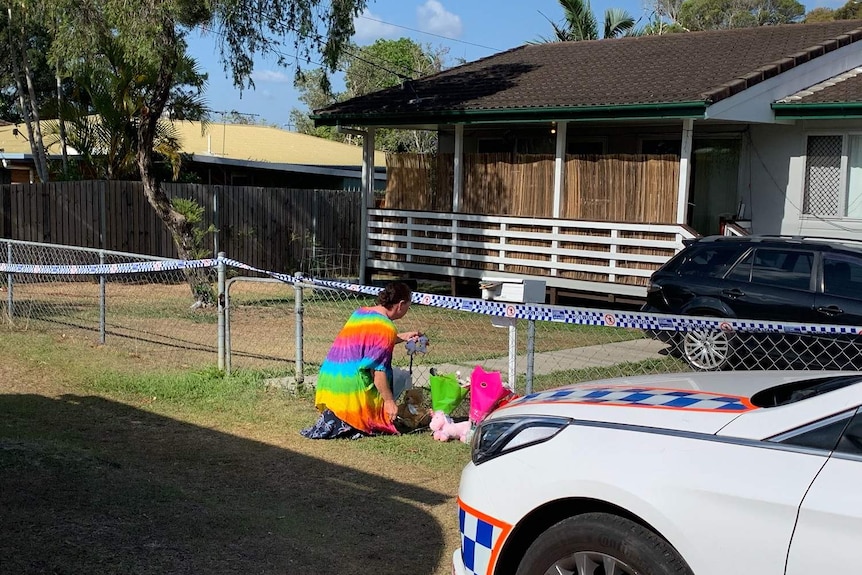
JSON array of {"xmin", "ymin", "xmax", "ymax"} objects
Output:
[
  {"xmin": 313, "ymin": 101, "xmax": 708, "ymax": 127},
  {"xmin": 772, "ymin": 101, "xmax": 862, "ymax": 119}
]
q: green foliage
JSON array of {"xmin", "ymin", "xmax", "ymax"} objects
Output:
[
  {"xmin": 291, "ymin": 38, "xmax": 444, "ymax": 152},
  {"xmin": 677, "ymin": 0, "xmax": 805, "ymax": 30},
  {"xmin": 171, "ymin": 197, "xmax": 216, "ymax": 259},
  {"xmin": 0, "ymin": 14, "xmax": 58, "ymax": 124},
  {"xmin": 40, "ymin": 40, "xmax": 208, "ymax": 181},
  {"xmin": 804, "ymin": 7, "xmax": 835, "ymax": 21},
  {"xmin": 833, "ymin": 0, "xmax": 862, "ymax": 19},
  {"xmin": 538, "ymin": 0, "xmax": 636, "ymax": 41}
]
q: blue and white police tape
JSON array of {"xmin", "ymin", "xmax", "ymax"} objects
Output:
[{"xmin": 3, "ymin": 254, "xmax": 861, "ymax": 337}]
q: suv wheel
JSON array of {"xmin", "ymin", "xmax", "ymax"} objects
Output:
[{"xmin": 682, "ymin": 326, "xmax": 734, "ymax": 370}]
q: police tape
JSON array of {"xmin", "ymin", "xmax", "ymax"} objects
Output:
[{"xmin": 3, "ymin": 254, "xmax": 861, "ymax": 337}]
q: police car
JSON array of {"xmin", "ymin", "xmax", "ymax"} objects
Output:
[{"xmin": 453, "ymin": 371, "xmax": 862, "ymax": 575}]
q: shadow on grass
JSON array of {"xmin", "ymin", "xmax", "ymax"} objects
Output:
[{"xmin": 0, "ymin": 394, "xmax": 449, "ymax": 575}]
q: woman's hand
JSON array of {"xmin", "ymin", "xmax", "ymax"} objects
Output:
[
  {"xmin": 397, "ymin": 331, "xmax": 423, "ymax": 343},
  {"xmin": 383, "ymin": 399, "xmax": 399, "ymax": 422}
]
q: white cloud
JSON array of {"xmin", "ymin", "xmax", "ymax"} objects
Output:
[
  {"xmin": 252, "ymin": 70, "xmax": 290, "ymax": 84},
  {"xmin": 353, "ymin": 9, "xmax": 400, "ymax": 42},
  {"xmin": 417, "ymin": 0, "xmax": 462, "ymax": 38}
]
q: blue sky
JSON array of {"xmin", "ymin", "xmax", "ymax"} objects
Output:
[{"xmin": 185, "ymin": 0, "xmax": 842, "ymax": 129}]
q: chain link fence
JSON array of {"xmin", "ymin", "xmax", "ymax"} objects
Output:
[{"xmin": 4, "ymin": 239, "xmax": 862, "ymax": 396}]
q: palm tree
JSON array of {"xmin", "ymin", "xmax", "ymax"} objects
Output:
[
  {"xmin": 539, "ymin": 0, "xmax": 637, "ymax": 41},
  {"xmin": 44, "ymin": 37, "xmax": 207, "ymax": 181}
]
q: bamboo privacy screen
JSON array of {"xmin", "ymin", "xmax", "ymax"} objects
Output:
[{"xmin": 384, "ymin": 152, "xmax": 678, "ymax": 222}]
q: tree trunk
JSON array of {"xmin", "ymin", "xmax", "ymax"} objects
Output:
[
  {"xmin": 56, "ymin": 70, "xmax": 68, "ymax": 177},
  {"xmin": 7, "ymin": 7, "xmax": 49, "ymax": 183},
  {"xmin": 135, "ymin": 33, "xmax": 215, "ymax": 307}
]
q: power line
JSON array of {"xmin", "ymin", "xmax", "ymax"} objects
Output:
[
  {"xmin": 356, "ymin": 14, "xmax": 503, "ymax": 53},
  {"xmin": 199, "ymin": 25, "xmax": 428, "ymax": 84}
]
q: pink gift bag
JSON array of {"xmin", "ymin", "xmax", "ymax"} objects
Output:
[{"xmin": 469, "ymin": 365, "xmax": 512, "ymax": 423}]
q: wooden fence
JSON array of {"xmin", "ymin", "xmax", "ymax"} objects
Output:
[
  {"xmin": 384, "ymin": 153, "xmax": 679, "ymax": 222},
  {"xmin": 0, "ymin": 181, "xmax": 361, "ymax": 274}
]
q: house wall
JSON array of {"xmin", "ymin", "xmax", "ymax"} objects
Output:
[{"xmin": 747, "ymin": 120, "xmax": 862, "ymax": 239}]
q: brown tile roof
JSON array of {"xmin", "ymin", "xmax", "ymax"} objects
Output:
[{"xmin": 316, "ymin": 21, "xmax": 862, "ymax": 123}]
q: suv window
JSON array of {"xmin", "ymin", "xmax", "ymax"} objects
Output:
[
  {"xmin": 675, "ymin": 245, "xmax": 744, "ymax": 278},
  {"xmin": 823, "ymin": 253, "xmax": 862, "ymax": 299},
  {"xmin": 730, "ymin": 248, "xmax": 813, "ymax": 290}
]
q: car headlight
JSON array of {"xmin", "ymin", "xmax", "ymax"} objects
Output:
[{"xmin": 471, "ymin": 416, "xmax": 571, "ymax": 465}]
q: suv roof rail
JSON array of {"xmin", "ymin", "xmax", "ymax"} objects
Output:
[
  {"xmin": 757, "ymin": 234, "xmax": 862, "ymax": 246},
  {"xmin": 695, "ymin": 234, "xmax": 862, "ymax": 249}
]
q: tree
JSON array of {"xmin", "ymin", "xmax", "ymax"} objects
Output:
[
  {"xmin": 42, "ymin": 0, "xmax": 366, "ymax": 306},
  {"xmin": 804, "ymin": 7, "xmax": 835, "ymax": 22},
  {"xmin": 343, "ymin": 39, "xmax": 445, "ymax": 152},
  {"xmin": 289, "ymin": 68, "xmax": 345, "ymax": 140},
  {"xmin": 538, "ymin": 0, "xmax": 637, "ymax": 41},
  {"xmin": 833, "ymin": 0, "xmax": 862, "ymax": 19},
  {"xmin": 290, "ymin": 38, "xmax": 446, "ymax": 153},
  {"xmin": 676, "ymin": 0, "xmax": 804, "ymax": 30},
  {"xmin": 3, "ymin": 3, "xmax": 55, "ymax": 182}
]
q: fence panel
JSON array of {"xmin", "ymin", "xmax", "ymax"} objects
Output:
[{"xmin": 0, "ymin": 182, "xmax": 361, "ymax": 276}]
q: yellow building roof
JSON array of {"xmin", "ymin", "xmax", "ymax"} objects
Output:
[{"xmin": 0, "ymin": 120, "xmax": 385, "ymax": 168}]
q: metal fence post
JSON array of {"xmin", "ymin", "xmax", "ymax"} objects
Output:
[
  {"xmin": 508, "ymin": 322, "xmax": 517, "ymax": 391},
  {"xmin": 225, "ymin": 278, "xmax": 233, "ymax": 376},
  {"xmin": 295, "ymin": 274, "xmax": 304, "ymax": 386},
  {"xmin": 217, "ymin": 252, "xmax": 226, "ymax": 372},
  {"xmin": 6, "ymin": 242, "xmax": 12, "ymax": 321},
  {"xmin": 525, "ymin": 319, "xmax": 536, "ymax": 394},
  {"xmin": 99, "ymin": 250, "xmax": 106, "ymax": 344}
]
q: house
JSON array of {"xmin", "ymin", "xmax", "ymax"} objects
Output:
[
  {"xmin": 313, "ymin": 20, "xmax": 862, "ymax": 302},
  {"xmin": 0, "ymin": 121, "xmax": 387, "ymax": 190}
]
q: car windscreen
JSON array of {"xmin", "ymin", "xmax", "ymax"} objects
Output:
[{"xmin": 751, "ymin": 375, "xmax": 862, "ymax": 407}]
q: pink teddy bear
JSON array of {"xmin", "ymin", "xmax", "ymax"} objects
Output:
[{"xmin": 429, "ymin": 410, "xmax": 472, "ymax": 443}]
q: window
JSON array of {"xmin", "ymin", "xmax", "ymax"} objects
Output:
[
  {"xmin": 772, "ymin": 413, "xmax": 852, "ymax": 451},
  {"xmin": 823, "ymin": 254, "xmax": 862, "ymax": 299},
  {"xmin": 804, "ymin": 134, "xmax": 862, "ymax": 219},
  {"xmin": 749, "ymin": 249, "xmax": 813, "ymax": 290},
  {"xmin": 677, "ymin": 245, "xmax": 745, "ymax": 278},
  {"xmin": 836, "ymin": 408, "xmax": 862, "ymax": 457}
]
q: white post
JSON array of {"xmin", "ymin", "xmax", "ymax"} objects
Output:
[
  {"xmin": 359, "ymin": 127, "xmax": 375, "ymax": 284},
  {"xmin": 676, "ymin": 119, "xmax": 694, "ymax": 225},
  {"xmin": 453, "ymin": 124, "xmax": 464, "ymax": 212},
  {"xmin": 553, "ymin": 121, "xmax": 567, "ymax": 218}
]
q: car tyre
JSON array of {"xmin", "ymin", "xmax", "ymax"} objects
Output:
[
  {"xmin": 681, "ymin": 325, "xmax": 734, "ymax": 371},
  {"xmin": 515, "ymin": 512, "xmax": 692, "ymax": 575}
]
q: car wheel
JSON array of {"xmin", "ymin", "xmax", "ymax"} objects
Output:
[
  {"xmin": 681, "ymin": 326, "xmax": 733, "ymax": 371},
  {"xmin": 515, "ymin": 512, "xmax": 692, "ymax": 575}
]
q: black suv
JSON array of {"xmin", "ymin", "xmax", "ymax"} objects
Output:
[{"xmin": 643, "ymin": 235, "xmax": 862, "ymax": 370}]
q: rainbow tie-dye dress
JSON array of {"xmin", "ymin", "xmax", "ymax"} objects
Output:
[{"xmin": 312, "ymin": 307, "xmax": 399, "ymax": 435}]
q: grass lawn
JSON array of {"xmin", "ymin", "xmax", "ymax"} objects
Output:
[{"xmin": 0, "ymin": 331, "xmax": 470, "ymax": 575}]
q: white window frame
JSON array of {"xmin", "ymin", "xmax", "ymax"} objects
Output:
[{"xmin": 803, "ymin": 131, "xmax": 862, "ymax": 220}]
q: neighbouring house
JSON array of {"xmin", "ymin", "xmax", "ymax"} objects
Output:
[
  {"xmin": 313, "ymin": 20, "xmax": 862, "ymax": 302},
  {"xmin": 0, "ymin": 121, "xmax": 387, "ymax": 190}
]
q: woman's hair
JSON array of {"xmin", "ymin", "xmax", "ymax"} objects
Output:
[{"xmin": 377, "ymin": 281, "xmax": 412, "ymax": 308}]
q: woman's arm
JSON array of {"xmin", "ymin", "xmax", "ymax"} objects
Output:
[{"xmin": 373, "ymin": 369, "xmax": 398, "ymax": 421}]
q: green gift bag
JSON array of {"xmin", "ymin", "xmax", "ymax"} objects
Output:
[{"xmin": 430, "ymin": 372, "xmax": 469, "ymax": 415}]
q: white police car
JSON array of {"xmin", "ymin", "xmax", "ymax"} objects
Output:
[{"xmin": 452, "ymin": 371, "xmax": 862, "ymax": 575}]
